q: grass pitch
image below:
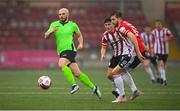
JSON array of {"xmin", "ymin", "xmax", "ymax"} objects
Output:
[{"xmin": 0, "ymin": 66, "xmax": 180, "ymax": 110}]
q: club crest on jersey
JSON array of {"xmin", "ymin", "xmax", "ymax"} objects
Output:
[{"xmin": 67, "ymin": 26, "xmax": 71, "ymax": 30}]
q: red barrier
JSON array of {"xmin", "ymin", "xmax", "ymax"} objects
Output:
[{"xmin": 0, "ymin": 50, "xmax": 58, "ymax": 68}]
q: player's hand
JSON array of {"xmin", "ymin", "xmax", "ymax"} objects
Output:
[
  {"xmin": 145, "ymin": 47, "xmax": 150, "ymax": 52},
  {"xmin": 165, "ymin": 36, "xmax": 175, "ymax": 42},
  {"xmin": 52, "ymin": 26, "xmax": 58, "ymax": 32},
  {"xmin": 137, "ymin": 53, "xmax": 145, "ymax": 63},
  {"xmin": 138, "ymin": 56, "xmax": 146, "ymax": 64},
  {"xmin": 44, "ymin": 26, "xmax": 58, "ymax": 39},
  {"xmin": 77, "ymin": 43, "xmax": 83, "ymax": 50},
  {"xmin": 100, "ymin": 55, "xmax": 106, "ymax": 62}
]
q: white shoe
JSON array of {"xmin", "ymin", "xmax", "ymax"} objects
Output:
[
  {"xmin": 112, "ymin": 95, "xmax": 127, "ymax": 103},
  {"xmin": 70, "ymin": 84, "xmax": 79, "ymax": 94},
  {"xmin": 93, "ymin": 86, "xmax": 101, "ymax": 99},
  {"xmin": 130, "ymin": 90, "xmax": 142, "ymax": 100}
]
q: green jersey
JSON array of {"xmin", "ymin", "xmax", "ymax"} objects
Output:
[{"xmin": 48, "ymin": 20, "xmax": 80, "ymax": 55}]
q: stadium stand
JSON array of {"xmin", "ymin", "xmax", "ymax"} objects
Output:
[
  {"xmin": 0, "ymin": 0, "xmax": 147, "ymax": 50},
  {"xmin": 165, "ymin": 1, "xmax": 180, "ymax": 61},
  {"xmin": 165, "ymin": 1, "xmax": 180, "ymax": 42}
]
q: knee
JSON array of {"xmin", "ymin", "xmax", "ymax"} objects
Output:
[
  {"xmin": 159, "ymin": 64, "xmax": 164, "ymax": 68},
  {"xmin": 143, "ymin": 60, "xmax": 150, "ymax": 68},
  {"xmin": 72, "ymin": 70, "xmax": 81, "ymax": 77},
  {"xmin": 159, "ymin": 61, "xmax": 165, "ymax": 67},
  {"xmin": 58, "ymin": 63, "xmax": 66, "ymax": 69},
  {"xmin": 144, "ymin": 63, "xmax": 149, "ymax": 68},
  {"xmin": 107, "ymin": 73, "xmax": 113, "ymax": 80}
]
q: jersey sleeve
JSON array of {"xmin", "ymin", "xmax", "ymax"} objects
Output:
[
  {"xmin": 47, "ymin": 22, "xmax": 55, "ymax": 32},
  {"xmin": 119, "ymin": 26, "xmax": 130, "ymax": 37},
  {"xmin": 166, "ymin": 28, "xmax": 172, "ymax": 36},
  {"xmin": 73, "ymin": 23, "xmax": 80, "ymax": 34},
  {"xmin": 102, "ymin": 35, "xmax": 108, "ymax": 46}
]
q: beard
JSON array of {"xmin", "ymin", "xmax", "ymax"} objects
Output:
[{"xmin": 60, "ymin": 17, "xmax": 68, "ymax": 23}]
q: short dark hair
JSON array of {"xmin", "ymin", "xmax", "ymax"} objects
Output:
[
  {"xmin": 104, "ymin": 17, "xmax": 111, "ymax": 24},
  {"xmin": 111, "ymin": 10, "xmax": 122, "ymax": 18}
]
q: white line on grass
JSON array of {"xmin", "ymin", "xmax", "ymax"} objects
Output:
[
  {"xmin": 1, "ymin": 82, "xmax": 180, "ymax": 86},
  {"xmin": 1, "ymin": 86, "xmax": 180, "ymax": 91},
  {"xmin": 0, "ymin": 92, "xmax": 180, "ymax": 95}
]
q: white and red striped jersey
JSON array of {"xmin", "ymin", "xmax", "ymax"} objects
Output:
[
  {"xmin": 102, "ymin": 30, "xmax": 131, "ymax": 56},
  {"xmin": 152, "ymin": 28, "xmax": 172, "ymax": 55},
  {"xmin": 140, "ymin": 32, "xmax": 155, "ymax": 57},
  {"xmin": 117, "ymin": 21, "xmax": 146, "ymax": 53}
]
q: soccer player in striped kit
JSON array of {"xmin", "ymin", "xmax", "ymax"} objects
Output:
[
  {"xmin": 151, "ymin": 20, "xmax": 175, "ymax": 85},
  {"xmin": 101, "ymin": 17, "xmax": 140, "ymax": 103},
  {"xmin": 140, "ymin": 24, "xmax": 157, "ymax": 83},
  {"xmin": 106, "ymin": 10, "xmax": 149, "ymax": 102}
]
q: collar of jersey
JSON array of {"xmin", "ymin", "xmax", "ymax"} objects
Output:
[{"xmin": 59, "ymin": 20, "xmax": 69, "ymax": 25}]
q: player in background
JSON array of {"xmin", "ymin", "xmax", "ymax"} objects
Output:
[
  {"xmin": 140, "ymin": 24, "xmax": 157, "ymax": 83},
  {"xmin": 101, "ymin": 18, "xmax": 141, "ymax": 103},
  {"xmin": 44, "ymin": 8, "xmax": 101, "ymax": 98},
  {"xmin": 151, "ymin": 20, "xmax": 175, "ymax": 85}
]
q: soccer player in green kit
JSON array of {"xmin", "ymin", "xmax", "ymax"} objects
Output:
[{"xmin": 44, "ymin": 8, "xmax": 101, "ymax": 99}]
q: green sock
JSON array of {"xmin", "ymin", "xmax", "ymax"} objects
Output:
[
  {"xmin": 78, "ymin": 72, "xmax": 95, "ymax": 89},
  {"xmin": 62, "ymin": 66, "xmax": 76, "ymax": 85}
]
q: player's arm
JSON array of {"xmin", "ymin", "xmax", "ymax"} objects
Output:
[
  {"xmin": 127, "ymin": 32, "xmax": 144, "ymax": 62},
  {"xmin": 74, "ymin": 32, "xmax": 83, "ymax": 50},
  {"xmin": 74, "ymin": 23, "xmax": 83, "ymax": 50},
  {"xmin": 164, "ymin": 28, "xmax": 175, "ymax": 42},
  {"xmin": 44, "ymin": 26, "xmax": 58, "ymax": 39},
  {"xmin": 166, "ymin": 33, "xmax": 175, "ymax": 42},
  {"xmin": 101, "ymin": 35, "xmax": 108, "ymax": 62},
  {"xmin": 101, "ymin": 45, "xmax": 107, "ymax": 62}
]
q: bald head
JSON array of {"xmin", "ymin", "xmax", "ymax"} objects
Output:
[
  {"xmin": 58, "ymin": 8, "xmax": 69, "ymax": 22},
  {"xmin": 59, "ymin": 8, "xmax": 69, "ymax": 15}
]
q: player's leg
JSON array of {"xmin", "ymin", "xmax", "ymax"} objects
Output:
[
  {"xmin": 111, "ymin": 55, "xmax": 138, "ymax": 102},
  {"xmin": 111, "ymin": 70, "xmax": 140, "ymax": 102},
  {"xmin": 107, "ymin": 65, "xmax": 127, "ymax": 100},
  {"xmin": 121, "ymin": 71, "xmax": 137, "ymax": 93},
  {"xmin": 106, "ymin": 56, "xmax": 122, "ymax": 80},
  {"xmin": 69, "ymin": 63, "xmax": 101, "ymax": 99},
  {"xmin": 151, "ymin": 57, "xmax": 161, "ymax": 83},
  {"xmin": 112, "ymin": 75, "xmax": 127, "ymax": 103},
  {"xmin": 107, "ymin": 68, "xmax": 114, "ymax": 80},
  {"xmin": 158, "ymin": 60, "xmax": 166, "ymax": 84},
  {"xmin": 143, "ymin": 59, "xmax": 155, "ymax": 82},
  {"xmin": 108, "ymin": 55, "xmax": 133, "ymax": 98},
  {"xmin": 121, "ymin": 71, "xmax": 141, "ymax": 100},
  {"xmin": 69, "ymin": 63, "xmax": 94, "ymax": 89},
  {"xmin": 107, "ymin": 68, "xmax": 120, "ymax": 98},
  {"xmin": 58, "ymin": 58, "xmax": 76, "ymax": 85},
  {"xmin": 59, "ymin": 50, "xmax": 80, "ymax": 94},
  {"xmin": 120, "ymin": 56, "xmax": 141, "ymax": 100},
  {"xmin": 109, "ymin": 55, "xmax": 132, "ymax": 77},
  {"xmin": 157, "ymin": 55, "xmax": 168, "ymax": 85},
  {"xmin": 58, "ymin": 58, "xmax": 78, "ymax": 94},
  {"xmin": 105, "ymin": 56, "xmax": 126, "ymax": 99},
  {"xmin": 108, "ymin": 64, "xmax": 130, "ymax": 102}
]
